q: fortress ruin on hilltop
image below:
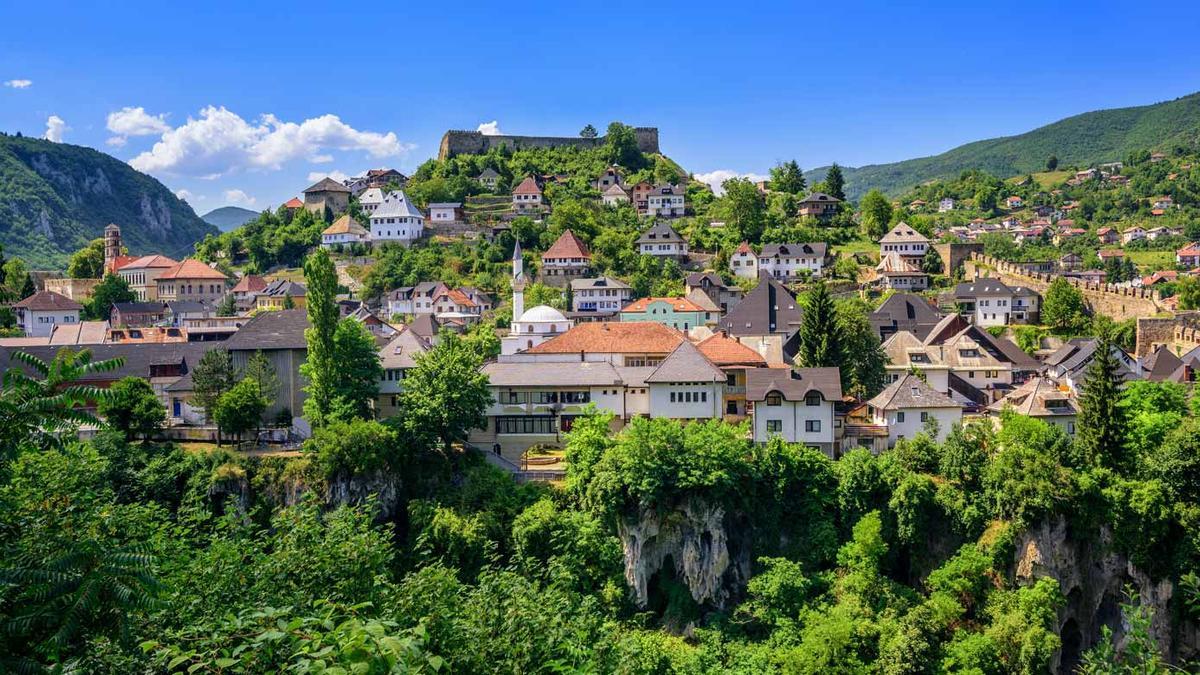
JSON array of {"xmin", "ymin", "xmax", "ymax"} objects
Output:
[{"xmin": 438, "ymin": 127, "xmax": 659, "ymax": 160}]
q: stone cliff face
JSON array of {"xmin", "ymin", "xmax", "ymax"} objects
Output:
[
  {"xmin": 1014, "ymin": 517, "xmax": 1198, "ymax": 672},
  {"xmin": 617, "ymin": 498, "xmax": 751, "ymax": 613}
]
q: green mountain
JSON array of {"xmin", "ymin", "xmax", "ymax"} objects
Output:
[
  {"xmin": 0, "ymin": 134, "xmax": 217, "ymax": 269},
  {"xmin": 201, "ymin": 206, "xmax": 260, "ymax": 232},
  {"xmin": 808, "ymin": 92, "xmax": 1200, "ymax": 200}
]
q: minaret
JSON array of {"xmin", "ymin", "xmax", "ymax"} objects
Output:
[{"xmin": 511, "ymin": 239, "xmax": 526, "ymax": 321}]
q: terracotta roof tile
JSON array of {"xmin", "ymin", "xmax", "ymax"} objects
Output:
[
  {"xmin": 696, "ymin": 333, "xmax": 767, "ymax": 366},
  {"xmin": 542, "ymin": 229, "xmax": 591, "ymax": 260},
  {"xmin": 526, "ymin": 321, "xmax": 683, "ymax": 354},
  {"xmin": 158, "ymin": 259, "xmax": 230, "ymax": 281},
  {"xmin": 620, "ymin": 297, "xmax": 707, "ymax": 313}
]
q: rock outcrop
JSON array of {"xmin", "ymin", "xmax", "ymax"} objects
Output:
[{"xmin": 617, "ymin": 498, "xmax": 751, "ymax": 613}]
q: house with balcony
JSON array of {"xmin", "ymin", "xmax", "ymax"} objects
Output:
[
  {"xmin": 797, "ymin": 192, "xmax": 841, "ymax": 221},
  {"xmin": 696, "ymin": 331, "xmax": 768, "ymax": 418},
  {"xmin": 512, "ymin": 176, "xmax": 544, "ymax": 213},
  {"xmin": 570, "ymin": 277, "xmax": 633, "ymax": 317},
  {"xmin": 953, "ymin": 278, "xmax": 1040, "ymax": 326},
  {"xmin": 644, "ymin": 184, "xmax": 686, "ymax": 218}
]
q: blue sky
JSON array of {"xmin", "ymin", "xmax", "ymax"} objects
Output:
[{"xmin": 3, "ymin": 1, "xmax": 1199, "ymax": 211}]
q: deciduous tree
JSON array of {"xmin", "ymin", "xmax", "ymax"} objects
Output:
[{"xmin": 97, "ymin": 376, "xmax": 165, "ymax": 441}]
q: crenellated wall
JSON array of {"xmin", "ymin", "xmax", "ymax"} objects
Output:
[
  {"xmin": 965, "ymin": 253, "xmax": 1164, "ymax": 322},
  {"xmin": 438, "ymin": 128, "xmax": 660, "ymax": 160}
]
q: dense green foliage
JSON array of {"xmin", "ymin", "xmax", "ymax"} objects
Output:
[
  {"xmin": 0, "ymin": 133, "xmax": 216, "ymax": 269},
  {"xmin": 808, "ymin": 92, "xmax": 1200, "ymax": 198}
]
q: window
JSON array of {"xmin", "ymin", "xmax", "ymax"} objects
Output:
[
  {"xmin": 896, "ymin": 411, "xmax": 906, "ymax": 423},
  {"xmin": 805, "ymin": 392, "xmax": 822, "ymax": 406},
  {"xmin": 670, "ymin": 392, "xmax": 676, "ymax": 403},
  {"xmin": 499, "ymin": 391, "xmax": 525, "ymax": 404},
  {"xmin": 496, "ymin": 416, "xmax": 556, "ymax": 434},
  {"xmin": 766, "ymin": 420, "xmax": 782, "ymax": 433},
  {"xmin": 805, "ymin": 420, "xmax": 821, "ymax": 433},
  {"xmin": 726, "ymin": 373, "xmax": 737, "ymax": 386},
  {"xmin": 920, "ymin": 411, "xmax": 929, "ymax": 422},
  {"xmin": 766, "ymin": 393, "xmax": 782, "ymax": 406}
]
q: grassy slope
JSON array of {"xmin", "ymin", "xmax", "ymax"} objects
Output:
[
  {"xmin": 0, "ymin": 135, "xmax": 217, "ymax": 268},
  {"xmin": 807, "ymin": 92, "xmax": 1200, "ymax": 200}
]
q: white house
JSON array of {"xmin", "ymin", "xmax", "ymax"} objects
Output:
[
  {"xmin": 938, "ymin": 198, "xmax": 955, "ymax": 213},
  {"xmin": 758, "ymin": 243, "xmax": 829, "ymax": 279},
  {"xmin": 645, "ymin": 184, "xmax": 685, "ymax": 218},
  {"xmin": 358, "ymin": 188, "xmax": 386, "ymax": 215},
  {"xmin": 502, "ymin": 240, "xmax": 573, "ymax": 355},
  {"xmin": 879, "ymin": 222, "xmax": 931, "ymax": 259},
  {"xmin": 644, "ymin": 340, "xmax": 725, "ymax": 419},
  {"xmin": 602, "ymin": 183, "xmax": 630, "ymax": 206},
  {"xmin": 746, "ymin": 367, "xmax": 842, "ymax": 454},
  {"xmin": 571, "ymin": 277, "xmax": 634, "ymax": 315},
  {"xmin": 867, "ymin": 373, "xmax": 962, "ymax": 447},
  {"xmin": 428, "ymin": 203, "xmax": 462, "ymax": 225},
  {"xmin": 636, "ymin": 222, "xmax": 688, "ymax": 258},
  {"xmin": 953, "ymin": 279, "xmax": 1041, "ymax": 327},
  {"xmin": 13, "ymin": 291, "xmax": 82, "ymax": 338},
  {"xmin": 321, "ymin": 214, "xmax": 370, "ymax": 248},
  {"xmin": 730, "ymin": 242, "xmax": 759, "ymax": 278},
  {"xmin": 1122, "ymin": 226, "xmax": 1147, "ymax": 245},
  {"xmin": 512, "ymin": 176, "xmax": 544, "ymax": 212},
  {"xmin": 875, "ymin": 252, "xmax": 928, "ymax": 291},
  {"xmin": 369, "ymin": 190, "xmax": 425, "ymax": 244}
]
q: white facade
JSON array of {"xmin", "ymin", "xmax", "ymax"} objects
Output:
[
  {"xmin": 19, "ymin": 308, "xmax": 79, "ymax": 337},
  {"xmin": 751, "ymin": 395, "xmax": 835, "ymax": 446},
  {"xmin": 647, "ymin": 382, "xmax": 723, "ymax": 419},
  {"xmin": 321, "ymin": 231, "xmax": 369, "ymax": 248},
  {"xmin": 646, "ymin": 192, "xmax": 685, "ymax": 218},
  {"xmin": 640, "ymin": 240, "xmax": 688, "ymax": 257},
  {"xmin": 730, "ymin": 248, "xmax": 758, "ymax": 278},
  {"xmin": 873, "ymin": 406, "xmax": 960, "ymax": 446},
  {"xmin": 369, "ymin": 191, "xmax": 425, "ymax": 244},
  {"xmin": 429, "ymin": 203, "xmax": 461, "ymax": 224},
  {"xmin": 938, "ymin": 198, "xmax": 955, "ymax": 213},
  {"xmin": 358, "ymin": 188, "xmax": 385, "ymax": 214},
  {"xmin": 501, "ymin": 306, "xmax": 572, "ymax": 355},
  {"xmin": 571, "ymin": 279, "xmax": 634, "ymax": 313}
]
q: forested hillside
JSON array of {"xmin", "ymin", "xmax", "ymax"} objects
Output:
[
  {"xmin": 809, "ymin": 92, "xmax": 1200, "ymax": 199},
  {"xmin": 0, "ymin": 134, "xmax": 216, "ymax": 268}
]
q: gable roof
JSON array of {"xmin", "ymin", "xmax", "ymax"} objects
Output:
[
  {"xmin": 871, "ymin": 293, "xmax": 942, "ymax": 327},
  {"xmin": 799, "ymin": 192, "xmax": 841, "ymax": 204},
  {"xmin": 379, "ymin": 328, "xmax": 429, "ymax": 369},
  {"xmin": 158, "ymin": 259, "xmax": 229, "ymax": 281},
  {"xmin": 876, "ymin": 251, "xmax": 924, "ymax": 275},
  {"xmin": 262, "ymin": 279, "xmax": 306, "ymax": 297},
  {"xmin": 0, "ymin": 342, "xmax": 216, "ymax": 384},
  {"xmin": 526, "ymin": 321, "xmax": 684, "ymax": 354},
  {"xmin": 880, "ymin": 222, "xmax": 931, "ymax": 244},
  {"xmin": 222, "ymin": 309, "xmax": 309, "ymax": 351},
  {"xmin": 603, "ymin": 183, "xmax": 629, "ymax": 197},
  {"xmin": 542, "ymin": 229, "xmax": 591, "ymax": 260},
  {"xmin": 686, "ymin": 272, "xmax": 726, "ymax": 288},
  {"xmin": 231, "ymin": 274, "xmax": 268, "ymax": 294},
  {"xmin": 284, "ymin": 197, "xmax": 304, "ymax": 209},
  {"xmin": 988, "ymin": 377, "xmax": 1078, "ymax": 417},
  {"xmin": 718, "ymin": 273, "xmax": 803, "ymax": 336},
  {"xmin": 868, "ymin": 373, "xmax": 961, "ymax": 410},
  {"xmin": 122, "ymin": 254, "xmax": 179, "ymax": 270},
  {"xmin": 636, "ymin": 221, "xmax": 684, "ymax": 244},
  {"xmin": 304, "ymin": 177, "xmax": 351, "ymax": 194},
  {"xmin": 372, "ymin": 190, "xmax": 425, "ymax": 220},
  {"xmin": 484, "ymin": 360, "xmax": 625, "ymax": 388},
  {"xmin": 513, "ymin": 176, "xmax": 542, "ymax": 195},
  {"xmin": 570, "ymin": 276, "xmax": 632, "ymax": 291},
  {"xmin": 645, "ymin": 339, "xmax": 725, "ymax": 383},
  {"xmin": 14, "ymin": 290, "xmax": 83, "ymax": 312},
  {"xmin": 477, "ymin": 167, "xmax": 500, "ymax": 180},
  {"xmin": 1143, "ymin": 345, "xmax": 1185, "ymax": 382},
  {"xmin": 746, "ymin": 366, "xmax": 842, "ymax": 401},
  {"xmin": 684, "ymin": 288, "xmax": 721, "ymax": 313}
]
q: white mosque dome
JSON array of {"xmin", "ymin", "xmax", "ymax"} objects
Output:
[{"xmin": 517, "ymin": 305, "xmax": 567, "ymax": 323}]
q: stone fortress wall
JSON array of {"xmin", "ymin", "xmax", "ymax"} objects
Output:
[{"xmin": 439, "ymin": 128, "xmax": 659, "ymax": 160}]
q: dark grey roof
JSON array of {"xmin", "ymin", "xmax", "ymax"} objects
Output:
[
  {"xmin": 746, "ymin": 367, "xmax": 841, "ymax": 402},
  {"xmin": 760, "ymin": 243, "xmax": 827, "ymax": 258},
  {"xmin": 718, "ymin": 273, "xmax": 803, "ymax": 337},
  {"xmin": 113, "ymin": 301, "xmax": 166, "ymax": 315},
  {"xmin": 483, "ymin": 360, "xmax": 624, "ymax": 387},
  {"xmin": 685, "ymin": 272, "xmax": 726, "ymax": 289},
  {"xmin": 167, "ymin": 300, "xmax": 208, "ymax": 314},
  {"xmin": 970, "ymin": 328, "xmax": 1041, "ymax": 371},
  {"xmin": 570, "ymin": 276, "xmax": 632, "ymax": 290},
  {"xmin": 1045, "ymin": 338, "xmax": 1136, "ymax": 382},
  {"xmin": 304, "ymin": 177, "xmax": 351, "ymax": 194},
  {"xmin": 645, "ymin": 340, "xmax": 725, "ymax": 383},
  {"xmin": 799, "ymin": 192, "xmax": 841, "ymax": 204},
  {"xmin": 0, "ymin": 342, "xmax": 217, "ymax": 383},
  {"xmin": 408, "ymin": 314, "xmax": 441, "ymax": 341},
  {"xmin": 262, "ymin": 279, "xmax": 307, "ymax": 297},
  {"xmin": 954, "ymin": 279, "xmax": 1015, "ymax": 297},
  {"xmin": 222, "ymin": 310, "xmax": 309, "ymax": 351},
  {"xmin": 1143, "ymin": 345, "xmax": 1185, "ymax": 382},
  {"xmin": 868, "ymin": 373, "xmax": 961, "ymax": 410},
  {"xmin": 636, "ymin": 222, "xmax": 684, "ymax": 244},
  {"xmin": 477, "ymin": 168, "xmax": 500, "ymax": 179},
  {"xmin": 870, "ymin": 293, "xmax": 943, "ymax": 340}
]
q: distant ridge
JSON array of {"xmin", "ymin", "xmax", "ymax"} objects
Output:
[
  {"xmin": 0, "ymin": 134, "xmax": 217, "ymax": 268},
  {"xmin": 807, "ymin": 92, "xmax": 1200, "ymax": 199},
  {"xmin": 201, "ymin": 206, "xmax": 260, "ymax": 231}
]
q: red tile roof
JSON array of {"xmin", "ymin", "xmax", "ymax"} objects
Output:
[
  {"xmin": 526, "ymin": 321, "xmax": 684, "ymax": 354},
  {"xmin": 512, "ymin": 176, "xmax": 542, "ymax": 195},
  {"xmin": 542, "ymin": 229, "xmax": 591, "ymax": 260},
  {"xmin": 284, "ymin": 197, "xmax": 304, "ymax": 209},
  {"xmin": 13, "ymin": 290, "xmax": 83, "ymax": 311},
  {"xmin": 620, "ymin": 296, "xmax": 708, "ymax": 313},
  {"xmin": 231, "ymin": 274, "xmax": 267, "ymax": 294},
  {"xmin": 1098, "ymin": 249, "xmax": 1126, "ymax": 259},
  {"xmin": 123, "ymin": 254, "xmax": 179, "ymax": 270},
  {"xmin": 105, "ymin": 255, "xmax": 138, "ymax": 274},
  {"xmin": 735, "ymin": 241, "xmax": 753, "ymax": 255},
  {"xmin": 696, "ymin": 333, "xmax": 767, "ymax": 367},
  {"xmin": 158, "ymin": 259, "xmax": 230, "ymax": 280}
]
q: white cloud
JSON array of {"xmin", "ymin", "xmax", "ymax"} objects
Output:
[
  {"xmin": 694, "ymin": 169, "xmax": 769, "ymax": 196},
  {"xmin": 44, "ymin": 115, "xmax": 68, "ymax": 142},
  {"xmin": 223, "ymin": 189, "xmax": 256, "ymax": 207},
  {"xmin": 106, "ymin": 136, "xmax": 127, "ymax": 147},
  {"xmin": 128, "ymin": 106, "xmax": 413, "ymax": 179},
  {"xmin": 4, "ymin": 79, "xmax": 32, "ymax": 89},
  {"xmin": 105, "ymin": 106, "xmax": 170, "ymax": 146},
  {"xmin": 476, "ymin": 120, "xmax": 502, "ymax": 136},
  {"xmin": 307, "ymin": 170, "xmax": 353, "ymax": 183},
  {"xmin": 174, "ymin": 189, "xmax": 198, "ymax": 202},
  {"xmin": 310, "ymin": 154, "xmax": 333, "ymax": 163}
]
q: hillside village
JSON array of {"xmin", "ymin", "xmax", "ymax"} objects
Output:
[{"xmin": 6, "ymin": 120, "xmax": 1200, "ymax": 670}]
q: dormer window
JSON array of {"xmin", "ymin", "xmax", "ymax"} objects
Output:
[
  {"xmin": 805, "ymin": 392, "xmax": 822, "ymax": 406},
  {"xmin": 766, "ymin": 393, "xmax": 782, "ymax": 406}
]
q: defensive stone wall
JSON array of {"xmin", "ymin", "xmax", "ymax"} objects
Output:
[
  {"xmin": 1136, "ymin": 312, "xmax": 1200, "ymax": 357},
  {"xmin": 439, "ymin": 127, "xmax": 659, "ymax": 160},
  {"xmin": 965, "ymin": 253, "xmax": 1164, "ymax": 323},
  {"xmin": 934, "ymin": 242, "xmax": 983, "ymax": 277}
]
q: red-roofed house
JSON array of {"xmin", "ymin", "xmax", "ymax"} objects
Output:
[
  {"xmin": 117, "ymin": 254, "xmax": 179, "ymax": 301},
  {"xmin": 283, "ymin": 197, "xmax": 304, "ymax": 211},
  {"xmin": 618, "ymin": 297, "xmax": 717, "ymax": 332},
  {"xmin": 1178, "ymin": 243, "xmax": 1200, "ymax": 268},
  {"xmin": 541, "ymin": 229, "xmax": 591, "ymax": 286},
  {"xmin": 1096, "ymin": 227, "xmax": 1118, "ymax": 245},
  {"xmin": 512, "ymin": 176, "xmax": 544, "ymax": 213},
  {"xmin": 156, "ymin": 259, "xmax": 231, "ymax": 304},
  {"xmin": 231, "ymin": 274, "xmax": 268, "ymax": 311},
  {"xmin": 697, "ymin": 331, "xmax": 768, "ymax": 417}
]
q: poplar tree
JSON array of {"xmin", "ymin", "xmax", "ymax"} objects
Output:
[{"xmin": 301, "ymin": 248, "xmax": 340, "ymax": 426}]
